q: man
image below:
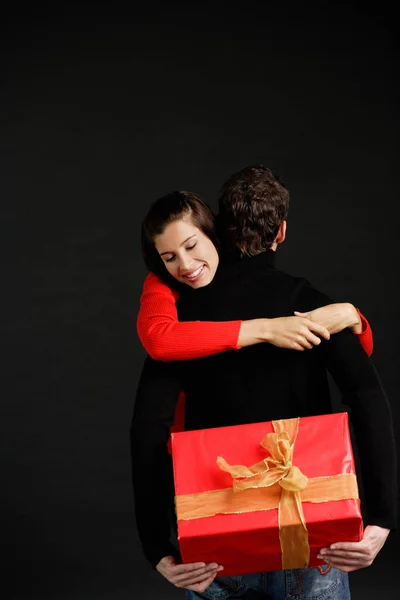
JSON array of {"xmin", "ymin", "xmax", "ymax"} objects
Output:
[{"xmin": 131, "ymin": 165, "xmax": 397, "ymax": 599}]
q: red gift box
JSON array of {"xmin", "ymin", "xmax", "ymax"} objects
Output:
[{"xmin": 171, "ymin": 412, "xmax": 363, "ymax": 576}]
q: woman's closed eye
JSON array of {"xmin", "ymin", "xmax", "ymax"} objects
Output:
[{"xmin": 164, "ymin": 243, "xmax": 197, "ymax": 263}]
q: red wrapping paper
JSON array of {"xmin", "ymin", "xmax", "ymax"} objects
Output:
[{"xmin": 171, "ymin": 412, "xmax": 363, "ymax": 576}]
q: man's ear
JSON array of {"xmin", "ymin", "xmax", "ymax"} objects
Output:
[{"xmin": 275, "ymin": 220, "xmax": 287, "ymax": 245}]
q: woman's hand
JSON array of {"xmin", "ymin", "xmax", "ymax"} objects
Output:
[
  {"xmin": 238, "ymin": 317, "xmax": 330, "ymax": 350},
  {"xmin": 294, "ymin": 303, "xmax": 362, "ymax": 335},
  {"xmin": 260, "ymin": 316, "xmax": 330, "ymax": 350}
]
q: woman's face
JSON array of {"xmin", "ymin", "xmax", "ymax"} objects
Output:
[{"xmin": 154, "ymin": 217, "xmax": 219, "ymax": 288}]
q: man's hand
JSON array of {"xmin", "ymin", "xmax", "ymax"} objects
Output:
[
  {"xmin": 156, "ymin": 555, "xmax": 224, "ymax": 592},
  {"xmin": 294, "ymin": 303, "xmax": 362, "ymax": 335},
  {"xmin": 261, "ymin": 316, "xmax": 330, "ymax": 351},
  {"xmin": 317, "ymin": 525, "xmax": 390, "ymax": 572}
]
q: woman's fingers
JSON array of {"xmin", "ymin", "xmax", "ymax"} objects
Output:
[
  {"xmin": 305, "ymin": 320, "xmax": 330, "ymax": 340},
  {"xmin": 294, "ymin": 313, "xmax": 330, "ymax": 340},
  {"xmin": 302, "ymin": 331, "xmax": 322, "ymax": 347},
  {"xmin": 298, "ymin": 322, "xmax": 329, "ymax": 348},
  {"xmin": 266, "ymin": 316, "xmax": 329, "ymax": 350},
  {"xmin": 298, "ymin": 337, "xmax": 314, "ymax": 350},
  {"xmin": 294, "ymin": 310, "xmax": 309, "ymax": 318},
  {"xmin": 292, "ymin": 343, "xmax": 305, "ymax": 351}
]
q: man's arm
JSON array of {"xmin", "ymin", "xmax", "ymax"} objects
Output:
[
  {"xmin": 130, "ymin": 357, "xmax": 223, "ymax": 590},
  {"xmin": 320, "ymin": 330, "xmax": 396, "ymax": 571},
  {"xmin": 322, "ymin": 330, "xmax": 396, "ymax": 529},
  {"xmin": 130, "ymin": 356, "xmax": 181, "ymax": 566},
  {"xmin": 296, "ymin": 285, "xmax": 397, "ymax": 570},
  {"xmin": 296, "ymin": 284, "xmax": 396, "ymax": 528}
]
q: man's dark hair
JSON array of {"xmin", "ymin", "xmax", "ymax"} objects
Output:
[
  {"xmin": 141, "ymin": 190, "xmax": 218, "ymax": 287},
  {"xmin": 218, "ymin": 164, "xmax": 290, "ymax": 257}
]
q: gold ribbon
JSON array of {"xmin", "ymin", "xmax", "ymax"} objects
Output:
[{"xmin": 175, "ymin": 418, "xmax": 359, "ymax": 570}]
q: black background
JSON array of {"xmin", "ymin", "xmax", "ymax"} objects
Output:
[{"xmin": 1, "ymin": 2, "xmax": 399, "ymax": 599}]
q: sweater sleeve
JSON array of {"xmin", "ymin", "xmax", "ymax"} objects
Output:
[
  {"xmin": 296, "ymin": 284, "xmax": 397, "ymax": 530},
  {"xmin": 137, "ymin": 273, "xmax": 241, "ymax": 361},
  {"xmin": 354, "ymin": 309, "xmax": 373, "ymax": 356},
  {"xmin": 130, "ymin": 356, "xmax": 182, "ymax": 568}
]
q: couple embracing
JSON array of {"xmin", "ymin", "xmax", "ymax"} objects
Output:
[{"xmin": 131, "ymin": 165, "xmax": 396, "ymax": 600}]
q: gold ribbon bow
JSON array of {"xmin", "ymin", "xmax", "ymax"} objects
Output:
[
  {"xmin": 175, "ymin": 418, "xmax": 359, "ymax": 569},
  {"xmin": 217, "ymin": 418, "xmax": 309, "ymax": 568}
]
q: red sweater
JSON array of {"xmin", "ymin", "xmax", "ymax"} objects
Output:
[{"xmin": 137, "ymin": 272, "xmax": 373, "ymax": 443}]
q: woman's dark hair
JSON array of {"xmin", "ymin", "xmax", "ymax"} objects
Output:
[{"xmin": 141, "ymin": 190, "xmax": 218, "ymax": 287}]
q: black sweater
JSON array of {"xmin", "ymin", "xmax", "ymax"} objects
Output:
[{"xmin": 131, "ymin": 250, "xmax": 397, "ymax": 568}]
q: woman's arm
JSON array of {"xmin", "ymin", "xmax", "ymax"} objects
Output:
[
  {"xmin": 137, "ymin": 274, "xmax": 372, "ymax": 360},
  {"xmin": 137, "ymin": 273, "xmax": 242, "ymax": 361},
  {"xmin": 137, "ymin": 273, "xmax": 332, "ymax": 360}
]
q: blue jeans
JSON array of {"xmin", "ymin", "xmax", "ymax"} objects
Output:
[{"xmin": 186, "ymin": 566, "xmax": 350, "ymax": 600}]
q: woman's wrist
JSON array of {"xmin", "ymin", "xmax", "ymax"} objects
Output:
[
  {"xmin": 346, "ymin": 303, "xmax": 363, "ymax": 334},
  {"xmin": 237, "ymin": 319, "xmax": 268, "ymax": 348}
]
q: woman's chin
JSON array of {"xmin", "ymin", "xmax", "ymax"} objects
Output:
[
  {"xmin": 184, "ymin": 272, "xmax": 212, "ymax": 289},
  {"xmin": 190, "ymin": 279, "xmax": 209, "ymax": 289}
]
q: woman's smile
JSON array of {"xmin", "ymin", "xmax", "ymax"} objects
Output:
[{"xmin": 182, "ymin": 264, "xmax": 206, "ymax": 282}]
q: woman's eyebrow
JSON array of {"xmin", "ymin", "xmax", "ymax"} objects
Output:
[{"xmin": 160, "ymin": 235, "xmax": 196, "ymax": 256}]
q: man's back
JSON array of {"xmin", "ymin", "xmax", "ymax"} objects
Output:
[{"xmin": 177, "ymin": 250, "xmax": 335, "ymax": 430}]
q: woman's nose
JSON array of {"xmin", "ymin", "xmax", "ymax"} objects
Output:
[{"xmin": 179, "ymin": 253, "xmax": 193, "ymax": 272}]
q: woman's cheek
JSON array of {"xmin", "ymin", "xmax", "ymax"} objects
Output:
[{"xmin": 166, "ymin": 263, "xmax": 179, "ymax": 279}]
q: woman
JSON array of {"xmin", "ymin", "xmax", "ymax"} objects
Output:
[{"xmin": 137, "ymin": 191, "xmax": 372, "ymax": 441}]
